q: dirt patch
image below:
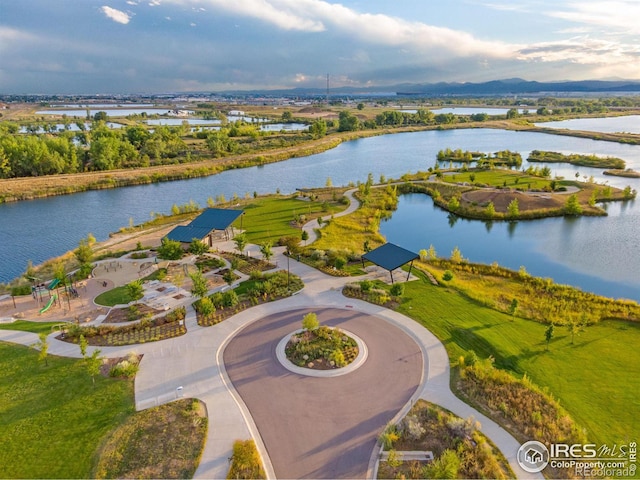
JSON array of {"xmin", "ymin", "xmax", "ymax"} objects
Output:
[
  {"xmin": 104, "ymin": 304, "xmax": 162, "ymax": 323},
  {"xmin": 462, "ymin": 189, "xmax": 564, "ymax": 212}
]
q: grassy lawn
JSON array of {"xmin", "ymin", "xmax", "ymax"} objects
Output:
[
  {"xmin": 230, "ymin": 193, "xmax": 346, "ymax": 245},
  {"xmin": 440, "ymin": 169, "xmax": 553, "ymax": 190},
  {"xmin": 93, "ymin": 398, "xmax": 207, "ymax": 479},
  {"xmin": 94, "ymin": 285, "xmax": 134, "ymax": 307},
  {"xmin": 0, "ymin": 320, "xmax": 65, "ymax": 335},
  {"xmin": 0, "ymin": 342, "xmax": 134, "ymax": 478},
  {"xmin": 396, "ymin": 271, "xmax": 640, "ymax": 446}
]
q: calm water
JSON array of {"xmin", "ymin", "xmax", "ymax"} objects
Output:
[
  {"xmin": 36, "ymin": 108, "xmax": 190, "ymax": 117},
  {"xmin": 536, "ymin": 115, "xmax": 640, "ymax": 134},
  {"xmin": 1, "ymin": 128, "xmax": 639, "ymax": 300},
  {"xmin": 381, "ymin": 194, "xmax": 640, "ymax": 301}
]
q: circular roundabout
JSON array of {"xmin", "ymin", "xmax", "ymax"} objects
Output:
[
  {"xmin": 275, "ymin": 328, "xmax": 368, "ymax": 377},
  {"xmin": 223, "ymin": 307, "xmax": 423, "ymax": 479}
]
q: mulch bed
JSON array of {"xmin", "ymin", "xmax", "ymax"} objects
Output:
[{"xmin": 104, "ymin": 304, "xmax": 162, "ymax": 323}]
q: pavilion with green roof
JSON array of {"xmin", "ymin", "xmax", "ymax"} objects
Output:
[
  {"xmin": 361, "ymin": 242, "xmax": 419, "ymax": 283},
  {"xmin": 166, "ymin": 208, "xmax": 244, "ymax": 247}
]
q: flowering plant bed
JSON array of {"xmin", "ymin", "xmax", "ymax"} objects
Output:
[
  {"xmin": 59, "ymin": 307, "xmax": 187, "ymax": 346},
  {"xmin": 195, "ymin": 270, "xmax": 304, "ymax": 327},
  {"xmin": 285, "ymin": 325, "xmax": 358, "ymax": 370},
  {"xmin": 219, "ymin": 251, "xmax": 276, "ymax": 274},
  {"xmin": 104, "ymin": 304, "xmax": 161, "ymax": 323}
]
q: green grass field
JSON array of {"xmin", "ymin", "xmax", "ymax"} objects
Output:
[
  {"xmin": 0, "ymin": 342, "xmax": 134, "ymax": 478},
  {"xmin": 94, "ymin": 285, "xmax": 134, "ymax": 306},
  {"xmin": 0, "ymin": 320, "xmax": 64, "ymax": 335},
  {"xmin": 441, "ymin": 169, "xmax": 552, "ymax": 189},
  {"xmin": 397, "ymin": 271, "xmax": 640, "ymax": 446},
  {"xmin": 233, "ymin": 194, "xmax": 345, "ymax": 245}
]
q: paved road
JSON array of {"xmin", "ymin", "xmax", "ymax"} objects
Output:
[{"xmin": 224, "ymin": 307, "xmax": 423, "ymax": 479}]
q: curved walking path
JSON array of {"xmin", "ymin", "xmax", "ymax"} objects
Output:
[{"xmin": 0, "ymin": 189, "xmax": 542, "ymax": 479}]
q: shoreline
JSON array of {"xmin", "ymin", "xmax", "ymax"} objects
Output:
[{"xmin": 1, "ymin": 120, "xmax": 639, "ymax": 204}]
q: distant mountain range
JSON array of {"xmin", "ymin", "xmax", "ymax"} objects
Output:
[
  {"xmin": 224, "ymin": 78, "xmax": 640, "ymax": 97},
  {"xmin": 394, "ymin": 78, "xmax": 640, "ymax": 96}
]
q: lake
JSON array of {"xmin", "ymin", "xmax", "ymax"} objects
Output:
[
  {"xmin": 37, "ymin": 108, "xmax": 193, "ymax": 117},
  {"xmin": 1, "ymin": 128, "xmax": 639, "ymax": 300},
  {"xmin": 536, "ymin": 115, "xmax": 640, "ymax": 134}
]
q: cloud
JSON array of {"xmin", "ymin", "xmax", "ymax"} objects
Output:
[
  {"xmin": 517, "ymin": 36, "xmax": 640, "ymax": 66},
  {"xmin": 165, "ymin": 0, "xmax": 513, "ymax": 58},
  {"xmin": 547, "ymin": 1, "xmax": 640, "ymax": 35},
  {"xmin": 100, "ymin": 6, "xmax": 132, "ymax": 24}
]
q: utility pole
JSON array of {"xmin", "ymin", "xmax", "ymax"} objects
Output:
[{"xmin": 326, "ymin": 73, "xmax": 330, "ymax": 105}]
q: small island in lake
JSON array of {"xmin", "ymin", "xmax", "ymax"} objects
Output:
[
  {"xmin": 603, "ymin": 168, "xmax": 640, "ymax": 178},
  {"xmin": 527, "ymin": 150, "xmax": 626, "ymax": 169}
]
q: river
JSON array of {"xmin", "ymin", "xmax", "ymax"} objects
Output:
[{"xmin": 1, "ymin": 128, "xmax": 639, "ymax": 300}]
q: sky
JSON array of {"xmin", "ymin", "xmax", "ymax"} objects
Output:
[{"xmin": 1, "ymin": 0, "xmax": 640, "ymax": 94}]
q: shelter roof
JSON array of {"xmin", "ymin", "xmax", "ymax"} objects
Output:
[
  {"xmin": 362, "ymin": 243, "xmax": 419, "ymax": 272},
  {"xmin": 189, "ymin": 208, "xmax": 243, "ymax": 230},
  {"xmin": 166, "ymin": 226, "xmax": 214, "ymax": 243}
]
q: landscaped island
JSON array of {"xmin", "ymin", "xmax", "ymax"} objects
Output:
[
  {"xmin": 527, "ymin": 149, "xmax": 626, "ymax": 169},
  {"xmin": 285, "ymin": 312, "xmax": 358, "ymax": 369}
]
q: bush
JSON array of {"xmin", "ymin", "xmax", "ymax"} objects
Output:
[
  {"xmin": 390, "ymin": 283, "xmax": 404, "ymax": 297},
  {"xmin": 11, "ymin": 284, "xmax": 31, "ymax": 296},
  {"xmin": 227, "ymin": 440, "xmax": 265, "ymax": 480},
  {"xmin": 360, "ymin": 280, "xmax": 372, "ymax": 292},
  {"xmin": 302, "ymin": 312, "xmax": 319, "ymax": 331},
  {"xmin": 157, "ymin": 237, "xmax": 183, "ymax": 260},
  {"xmin": 442, "ymin": 270, "xmax": 454, "ymax": 281}
]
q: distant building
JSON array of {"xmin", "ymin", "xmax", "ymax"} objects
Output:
[{"xmin": 228, "ymin": 110, "xmax": 245, "ymax": 116}]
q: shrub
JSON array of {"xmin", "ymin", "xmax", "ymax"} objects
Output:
[
  {"xmin": 300, "ymin": 313, "xmax": 318, "ymax": 331},
  {"xmin": 227, "ymin": 440, "xmax": 265, "ymax": 480},
  {"xmin": 442, "ymin": 270, "xmax": 454, "ymax": 281},
  {"xmin": 329, "ymin": 349, "xmax": 346, "ymax": 367},
  {"xmin": 400, "ymin": 414, "xmax": 425, "ymax": 440},
  {"xmin": 109, "ymin": 357, "xmax": 139, "ymax": 378},
  {"xmin": 360, "ymin": 280, "xmax": 372, "ymax": 292},
  {"xmin": 157, "ymin": 237, "xmax": 183, "ymax": 260},
  {"xmin": 222, "ymin": 290, "xmax": 238, "ymax": 308},
  {"xmin": 390, "ymin": 283, "xmax": 404, "ymax": 297}
]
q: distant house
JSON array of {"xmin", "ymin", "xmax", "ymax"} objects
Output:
[
  {"xmin": 165, "ymin": 208, "xmax": 244, "ymax": 247},
  {"xmin": 228, "ymin": 110, "xmax": 245, "ymax": 116}
]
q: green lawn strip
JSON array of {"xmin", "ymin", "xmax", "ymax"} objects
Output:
[
  {"xmin": 0, "ymin": 320, "xmax": 64, "ymax": 334},
  {"xmin": 231, "ymin": 194, "xmax": 346, "ymax": 245},
  {"xmin": 439, "ymin": 169, "xmax": 552, "ymax": 190},
  {"xmin": 93, "ymin": 398, "xmax": 207, "ymax": 479},
  {"xmin": 396, "ymin": 273, "xmax": 640, "ymax": 446},
  {"xmin": 94, "ymin": 285, "xmax": 133, "ymax": 307},
  {"xmin": 0, "ymin": 342, "xmax": 134, "ymax": 479}
]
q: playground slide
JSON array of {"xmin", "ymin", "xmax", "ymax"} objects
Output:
[
  {"xmin": 39, "ymin": 294, "xmax": 57, "ymax": 314},
  {"xmin": 47, "ymin": 278, "xmax": 60, "ymax": 290}
]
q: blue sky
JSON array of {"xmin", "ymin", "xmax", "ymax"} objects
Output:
[{"xmin": 1, "ymin": 0, "xmax": 639, "ymax": 94}]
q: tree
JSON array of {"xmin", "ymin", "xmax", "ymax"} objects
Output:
[
  {"xmin": 188, "ymin": 238, "xmax": 209, "ymax": 255},
  {"xmin": 508, "ymin": 298, "xmax": 518, "ymax": 318},
  {"xmin": 507, "ymin": 198, "xmax": 520, "ymax": 218},
  {"xmin": 302, "ymin": 312, "xmax": 319, "ymax": 331},
  {"xmin": 567, "ymin": 318, "xmax": 584, "ymax": 344},
  {"xmin": 338, "ymin": 111, "xmax": 360, "ymax": 132},
  {"xmin": 157, "ymin": 237, "xmax": 183, "ymax": 260},
  {"xmin": 35, "ymin": 333, "xmax": 49, "ymax": 367},
  {"xmin": 87, "ymin": 349, "xmax": 103, "ymax": 386},
  {"xmin": 259, "ymin": 242, "xmax": 273, "ymax": 262},
  {"xmin": 233, "ymin": 233, "xmax": 248, "ymax": 255},
  {"xmin": 506, "ymin": 108, "xmax": 520, "ymax": 119},
  {"xmin": 74, "ymin": 236, "xmax": 93, "ymax": 265},
  {"xmin": 126, "ymin": 280, "xmax": 144, "ymax": 304},
  {"xmin": 281, "ymin": 110, "xmax": 293, "ymax": 122},
  {"xmin": 450, "ymin": 246, "xmax": 463, "ymax": 264},
  {"xmin": 545, "ymin": 324, "xmax": 555, "ymax": 351},
  {"xmin": 301, "ymin": 230, "xmax": 309, "ymax": 245},
  {"xmin": 485, "ymin": 201, "xmax": 496, "ymax": 217},
  {"xmin": 309, "ymin": 119, "xmax": 327, "ymax": 138},
  {"xmin": 197, "ymin": 296, "xmax": 215, "ymax": 319},
  {"xmin": 190, "ymin": 270, "xmax": 209, "ymax": 299},
  {"xmin": 79, "ymin": 334, "xmax": 88, "ymax": 358},
  {"xmin": 564, "ymin": 194, "xmax": 582, "ymax": 215}
]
